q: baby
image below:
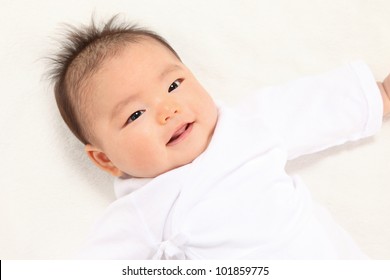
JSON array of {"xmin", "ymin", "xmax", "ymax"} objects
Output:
[{"xmin": 50, "ymin": 16, "xmax": 390, "ymax": 259}]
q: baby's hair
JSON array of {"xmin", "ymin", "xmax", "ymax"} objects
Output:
[{"xmin": 48, "ymin": 15, "xmax": 181, "ymax": 145}]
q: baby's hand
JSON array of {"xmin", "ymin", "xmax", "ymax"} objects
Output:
[{"xmin": 378, "ymin": 75, "xmax": 390, "ymax": 116}]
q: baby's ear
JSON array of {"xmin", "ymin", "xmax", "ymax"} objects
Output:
[{"xmin": 85, "ymin": 144, "xmax": 123, "ymax": 177}]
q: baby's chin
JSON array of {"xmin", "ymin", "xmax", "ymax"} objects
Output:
[{"xmin": 122, "ymin": 155, "xmax": 199, "ymax": 179}]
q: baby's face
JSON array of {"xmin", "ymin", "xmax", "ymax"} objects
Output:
[{"xmin": 85, "ymin": 38, "xmax": 218, "ymax": 178}]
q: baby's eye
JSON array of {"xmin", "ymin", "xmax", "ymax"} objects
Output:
[
  {"xmin": 126, "ymin": 110, "xmax": 145, "ymax": 124},
  {"xmin": 168, "ymin": 79, "xmax": 182, "ymax": 93}
]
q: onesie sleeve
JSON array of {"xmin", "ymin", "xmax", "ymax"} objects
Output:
[{"xmin": 238, "ymin": 61, "xmax": 383, "ymax": 160}]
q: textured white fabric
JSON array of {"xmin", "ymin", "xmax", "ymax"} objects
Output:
[{"xmin": 77, "ymin": 61, "xmax": 382, "ymax": 259}]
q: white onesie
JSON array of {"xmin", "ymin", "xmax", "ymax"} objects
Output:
[{"xmin": 77, "ymin": 61, "xmax": 382, "ymax": 259}]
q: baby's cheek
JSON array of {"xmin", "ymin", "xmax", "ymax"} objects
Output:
[{"xmin": 125, "ymin": 136, "xmax": 166, "ymax": 176}]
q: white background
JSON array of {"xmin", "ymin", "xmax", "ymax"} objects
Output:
[{"xmin": 0, "ymin": 0, "xmax": 389, "ymax": 259}]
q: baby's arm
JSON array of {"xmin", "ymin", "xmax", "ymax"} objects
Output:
[
  {"xmin": 377, "ymin": 75, "xmax": 390, "ymax": 116},
  {"xmin": 241, "ymin": 61, "xmax": 384, "ymax": 160}
]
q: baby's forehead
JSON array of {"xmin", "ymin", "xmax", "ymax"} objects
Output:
[
  {"xmin": 116, "ymin": 35, "xmax": 178, "ymax": 57},
  {"xmin": 91, "ymin": 37, "xmax": 180, "ymax": 78}
]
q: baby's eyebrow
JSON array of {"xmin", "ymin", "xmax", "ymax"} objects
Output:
[
  {"xmin": 111, "ymin": 94, "xmax": 137, "ymax": 121},
  {"xmin": 160, "ymin": 64, "xmax": 182, "ymax": 80}
]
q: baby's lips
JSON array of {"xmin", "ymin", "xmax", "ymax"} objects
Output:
[{"xmin": 167, "ymin": 122, "xmax": 193, "ymax": 145}]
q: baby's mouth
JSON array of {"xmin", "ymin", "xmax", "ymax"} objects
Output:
[{"xmin": 167, "ymin": 122, "xmax": 193, "ymax": 146}]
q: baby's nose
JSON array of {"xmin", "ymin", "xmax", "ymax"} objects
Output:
[{"xmin": 156, "ymin": 100, "xmax": 181, "ymax": 124}]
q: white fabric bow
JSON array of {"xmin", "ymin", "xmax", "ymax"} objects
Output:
[{"xmin": 152, "ymin": 234, "xmax": 187, "ymax": 260}]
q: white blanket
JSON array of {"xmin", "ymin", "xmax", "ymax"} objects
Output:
[{"xmin": 1, "ymin": 0, "xmax": 389, "ymax": 259}]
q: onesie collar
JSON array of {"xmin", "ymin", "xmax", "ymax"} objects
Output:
[{"xmin": 113, "ymin": 176, "xmax": 152, "ymax": 199}]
